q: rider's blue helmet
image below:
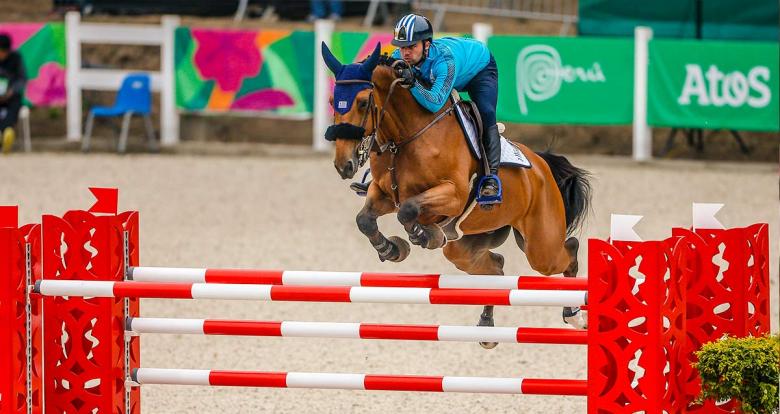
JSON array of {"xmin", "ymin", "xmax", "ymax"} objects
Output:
[{"xmin": 392, "ymin": 14, "xmax": 433, "ymax": 47}]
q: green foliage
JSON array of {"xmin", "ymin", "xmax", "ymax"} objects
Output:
[{"xmin": 694, "ymin": 334, "xmax": 780, "ymax": 414}]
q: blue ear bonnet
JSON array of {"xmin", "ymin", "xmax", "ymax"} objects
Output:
[{"xmin": 333, "ymin": 64, "xmax": 373, "ymax": 115}]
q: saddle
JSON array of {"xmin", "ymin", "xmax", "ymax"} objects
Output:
[
  {"xmin": 450, "ymin": 92, "xmax": 531, "ymax": 169},
  {"xmin": 453, "ymin": 94, "xmax": 484, "ymax": 143}
]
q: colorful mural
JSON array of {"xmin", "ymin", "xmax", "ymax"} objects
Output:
[
  {"xmin": 0, "ymin": 23, "xmax": 461, "ymax": 115},
  {"xmin": 175, "ymin": 29, "xmax": 402, "ymax": 117},
  {"xmin": 175, "ymin": 27, "xmax": 314, "ymax": 116},
  {"xmin": 330, "ymin": 32, "xmax": 396, "ymax": 63},
  {"xmin": 0, "ymin": 22, "xmax": 67, "ymax": 107}
]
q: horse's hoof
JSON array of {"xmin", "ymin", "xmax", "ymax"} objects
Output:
[
  {"xmin": 386, "ymin": 236, "xmax": 410, "ymax": 262},
  {"xmin": 477, "ymin": 314, "xmax": 498, "ymax": 349},
  {"xmin": 563, "ymin": 307, "xmax": 588, "ymax": 330},
  {"xmin": 479, "ymin": 341, "xmax": 498, "ymax": 350},
  {"xmin": 425, "ymin": 235, "xmax": 445, "ymax": 250}
]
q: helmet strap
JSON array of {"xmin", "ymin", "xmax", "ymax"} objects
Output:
[{"xmin": 417, "ymin": 39, "xmax": 431, "ymax": 66}]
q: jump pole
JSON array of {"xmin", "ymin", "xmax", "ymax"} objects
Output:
[{"xmin": 128, "ymin": 266, "xmax": 588, "ymax": 290}]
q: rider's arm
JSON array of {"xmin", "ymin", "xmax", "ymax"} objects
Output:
[{"xmin": 409, "ymin": 57, "xmax": 454, "ymax": 113}]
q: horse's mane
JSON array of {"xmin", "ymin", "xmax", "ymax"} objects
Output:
[
  {"xmin": 377, "ymin": 54, "xmax": 402, "ymax": 67},
  {"xmin": 356, "ymin": 53, "xmax": 403, "ymax": 69}
]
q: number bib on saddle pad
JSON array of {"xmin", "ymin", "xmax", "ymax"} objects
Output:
[{"xmin": 452, "ymin": 98, "xmax": 531, "ymax": 169}]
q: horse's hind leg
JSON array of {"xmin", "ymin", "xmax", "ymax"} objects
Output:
[
  {"xmin": 442, "ymin": 227, "xmax": 510, "ymax": 350},
  {"xmin": 514, "ymin": 221, "xmax": 587, "ymax": 329},
  {"xmin": 562, "ymin": 237, "xmax": 587, "ymax": 329}
]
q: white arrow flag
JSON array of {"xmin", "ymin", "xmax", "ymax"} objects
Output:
[
  {"xmin": 692, "ymin": 203, "xmax": 725, "ymax": 230},
  {"xmin": 610, "ymin": 214, "xmax": 644, "ymax": 242}
]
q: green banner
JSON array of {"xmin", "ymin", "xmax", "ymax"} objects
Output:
[
  {"xmin": 648, "ymin": 39, "xmax": 780, "ymax": 131},
  {"xmin": 579, "ymin": 0, "xmax": 779, "ymax": 41},
  {"xmin": 489, "ymin": 36, "xmax": 634, "ymax": 125}
]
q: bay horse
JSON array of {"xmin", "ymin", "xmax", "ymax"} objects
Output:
[{"xmin": 322, "ymin": 43, "xmax": 592, "ymax": 348}]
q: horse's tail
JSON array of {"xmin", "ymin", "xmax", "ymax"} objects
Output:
[{"xmin": 535, "ymin": 151, "xmax": 592, "ymax": 235}]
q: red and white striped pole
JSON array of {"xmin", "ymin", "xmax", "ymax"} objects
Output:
[
  {"xmin": 131, "ymin": 368, "xmax": 588, "ymax": 396},
  {"xmin": 127, "ymin": 317, "xmax": 588, "ymax": 345},
  {"xmin": 128, "ymin": 267, "xmax": 587, "ymax": 290},
  {"xmin": 35, "ymin": 280, "xmax": 588, "ymax": 307}
]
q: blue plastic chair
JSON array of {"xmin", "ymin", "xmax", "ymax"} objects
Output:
[{"xmin": 82, "ymin": 73, "xmax": 156, "ymax": 153}]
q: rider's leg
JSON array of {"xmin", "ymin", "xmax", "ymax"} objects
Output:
[
  {"xmin": 464, "ymin": 55, "xmax": 501, "ymax": 202},
  {"xmin": 482, "ymin": 125, "xmax": 501, "ymax": 196}
]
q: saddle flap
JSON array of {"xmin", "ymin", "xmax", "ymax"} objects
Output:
[{"xmin": 451, "ymin": 96, "xmax": 531, "ymax": 170}]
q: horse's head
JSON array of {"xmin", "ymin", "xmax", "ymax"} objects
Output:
[{"xmin": 321, "ymin": 42, "xmax": 382, "ymax": 179}]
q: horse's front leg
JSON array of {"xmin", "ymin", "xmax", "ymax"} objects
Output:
[
  {"xmin": 356, "ymin": 184, "xmax": 410, "ymax": 262},
  {"xmin": 397, "ymin": 182, "xmax": 464, "ymax": 249}
]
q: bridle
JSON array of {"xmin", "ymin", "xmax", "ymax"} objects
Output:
[
  {"xmin": 328, "ymin": 78, "xmax": 379, "ymax": 168},
  {"xmin": 329, "ymin": 60, "xmax": 456, "ymax": 206}
]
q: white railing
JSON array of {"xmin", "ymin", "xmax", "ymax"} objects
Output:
[{"xmin": 65, "ymin": 12, "xmax": 180, "ymax": 146}]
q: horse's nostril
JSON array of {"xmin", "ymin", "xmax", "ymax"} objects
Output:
[{"xmin": 345, "ymin": 160, "xmax": 355, "ymax": 174}]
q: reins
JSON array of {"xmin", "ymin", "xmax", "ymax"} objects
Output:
[{"xmin": 335, "ymin": 62, "xmax": 456, "ymax": 207}]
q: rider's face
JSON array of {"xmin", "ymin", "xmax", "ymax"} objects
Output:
[{"xmin": 400, "ymin": 41, "xmax": 426, "ymax": 66}]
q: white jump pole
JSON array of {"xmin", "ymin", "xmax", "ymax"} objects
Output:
[
  {"xmin": 632, "ymin": 26, "xmax": 653, "ymax": 162},
  {"xmin": 313, "ymin": 19, "xmax": 335, "ymax": 152},
  {"xmin": 65, "ymin": 13, "xmax": 180, "ymax": 145}
]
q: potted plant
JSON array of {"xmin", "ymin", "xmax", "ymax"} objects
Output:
[{"xmin": 694, "ymin": 334, "xmax": 780, "ymax": 414}]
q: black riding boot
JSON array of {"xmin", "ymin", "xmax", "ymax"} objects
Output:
[{"xmin": 479, "ymin": 124, "xmax": 502, "ymax": 203}]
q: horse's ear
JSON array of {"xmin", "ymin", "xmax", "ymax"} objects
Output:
[
  {"xmin": 361, "ymin": 42, "xmax": 381, "ymax": 73},
  {"xmin": 321, "ymin": 41, "xmax": 343, "ymax": 75}
]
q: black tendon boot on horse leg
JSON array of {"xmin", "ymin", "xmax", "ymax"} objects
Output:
[
  {"xmin": 562, "ymin": 237, "xmax": 587, "ymax": 329},
  {"xmin": 355, "ymin": 187, "xmax": 411, "ymax": 263},
  {"xmin": 478, "ymin": 124, "xmax": 502, "ymax": 209}
]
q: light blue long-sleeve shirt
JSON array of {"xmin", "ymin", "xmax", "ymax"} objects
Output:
[{"xmin": 391, "ymin": 37, "xmax": 490, "ymax": 113}]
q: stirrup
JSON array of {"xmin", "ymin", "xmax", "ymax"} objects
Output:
[
  {"xmin": 476, "ymin": 174, "xmax": 502, "ymax": 205},
  {"xmin": 349, "ymin": 169, "xmax": 372, "ymax": 197}
]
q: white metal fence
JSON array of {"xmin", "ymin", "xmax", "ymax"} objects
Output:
[{"xmin": 65, "ymin": 12, "xmax": 180, "ymax": 146}]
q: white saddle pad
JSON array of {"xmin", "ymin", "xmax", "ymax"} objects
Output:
[{"xmin": 454, "ymin": 103, "xmax": 531, "ymax": 169}]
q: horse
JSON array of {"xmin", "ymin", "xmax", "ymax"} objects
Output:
[{"xmin": 321, "ymin": 43, "xmax": 592, "ymax": 348}]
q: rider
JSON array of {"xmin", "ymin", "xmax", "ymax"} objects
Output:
[{"xmin": 390, "ymin": 14, "xmax": 502, "ymax": 205}]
